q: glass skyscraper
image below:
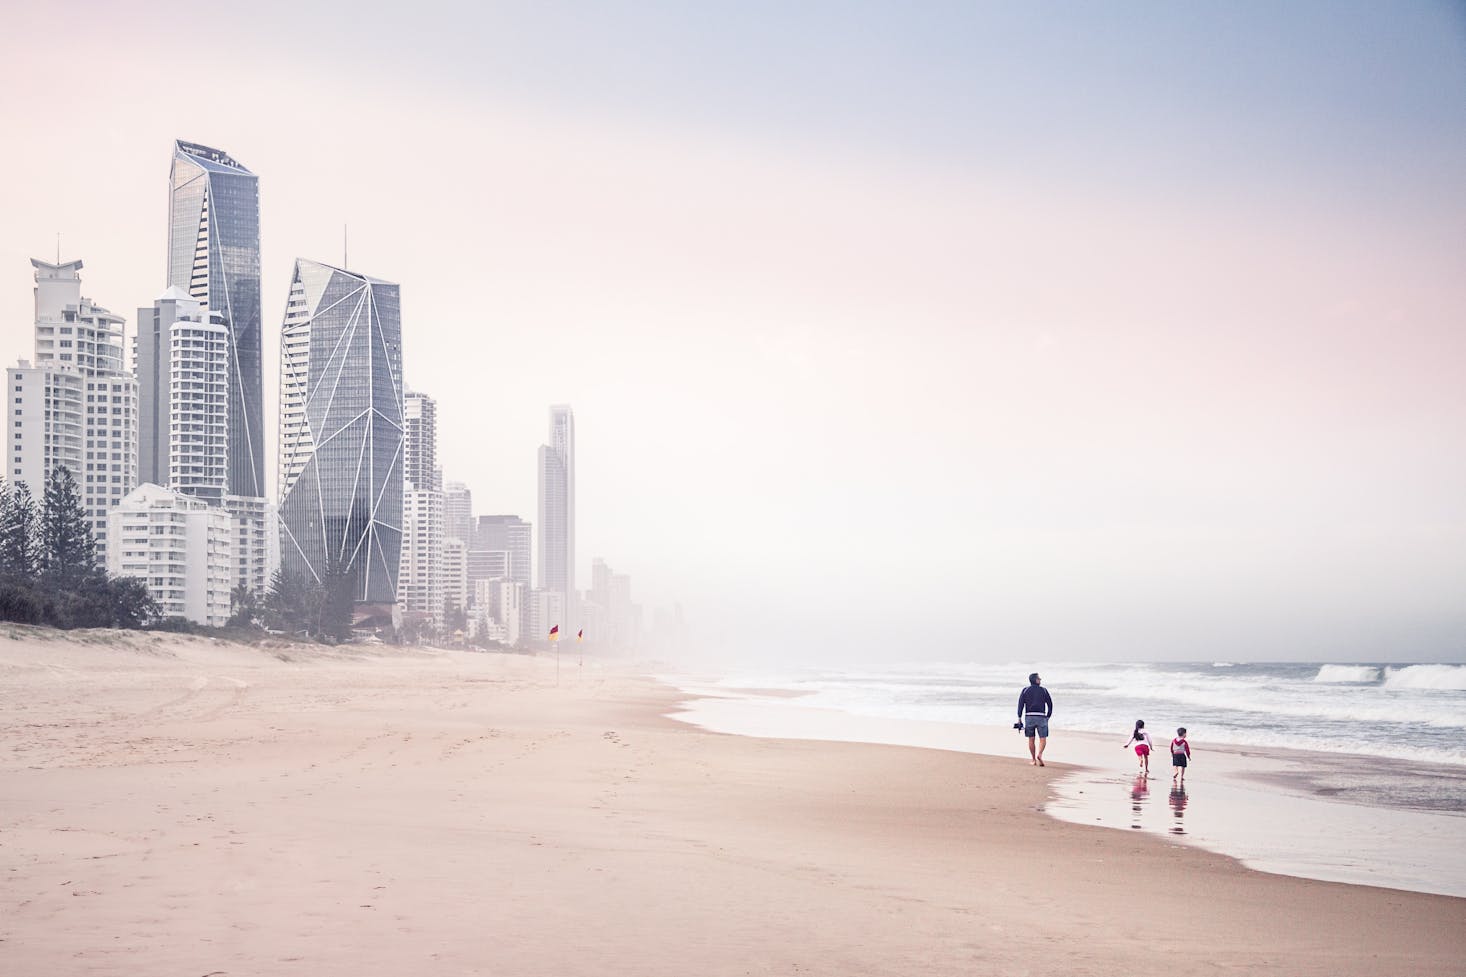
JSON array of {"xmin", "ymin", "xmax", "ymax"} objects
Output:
[
  {"xmin": 168, "ymin": 140, "xmax": 264, "ymax": 499},
  {"xmin": 278, "ymin": 259, "xmax": 404, "ymax": 608}
]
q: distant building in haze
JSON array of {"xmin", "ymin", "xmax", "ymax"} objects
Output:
[
  {"xmin": 472, "ymin": 514, "xmax": 531, "ymax": 591},
  {"xmin": 536, "ymin": 404, "xmax": 574, "ymax": 604},
  {"xmin": 444, "ymin": 480, "xmax": 473, "ymax": 545},
  {"xmin": 443, "ymin": 537, "xmax": 469, "ymax": 619}
]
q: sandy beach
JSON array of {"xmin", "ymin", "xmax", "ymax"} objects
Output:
[{"xmin": 2, "ymin": 630, "xmax": 1463, "ymax": 976}]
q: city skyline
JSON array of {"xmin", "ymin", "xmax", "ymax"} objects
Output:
[{"xmin": 2, "ymin": 2, "xmax": 1464, "ymax": 661}]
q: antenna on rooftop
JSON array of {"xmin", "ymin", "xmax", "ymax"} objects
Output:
[
  {"xmin": 344, "ymin": 224, "xmax": 348, "ymax": 270},
  {"xmin": 56, "ymin": 232, "xmax": 60, "ymax": 264}
]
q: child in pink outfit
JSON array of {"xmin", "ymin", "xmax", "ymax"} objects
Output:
[{"xmin": 1123, "ymin": 720, "xmax": 1153, "ymax": 776}]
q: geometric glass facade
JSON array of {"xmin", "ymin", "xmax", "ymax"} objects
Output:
[
  {"xmin": 278, "ymin": 259, "xmax": 404, "ymax": 606},
  {"xmin": 168, "ymin": 140, "xmax": 264, "ymax": 499}
]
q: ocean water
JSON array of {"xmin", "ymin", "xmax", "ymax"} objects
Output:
[
  {"xmin": 707, "ymin": 660, "xmax": 1466, "ymax": 773},
  {"xmin": 671, "ymin": 659, "xmax": 1466, "ymax": 895}
]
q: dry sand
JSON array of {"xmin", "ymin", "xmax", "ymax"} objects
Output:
[{"xmin": 1, "ymin": 628, "xmax": 1462, "ymax": 976}]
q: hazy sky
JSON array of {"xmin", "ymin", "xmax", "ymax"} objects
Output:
[{"xmin": 3, "ymin": 1, "xmax": 1464, "ymax": 663}]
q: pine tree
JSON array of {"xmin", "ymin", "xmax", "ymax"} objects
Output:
[
  {"xmin": 228, "ymin": 584, "xmax": 260, "ymax": 628},
  {"xmin": 41, "ymin": 467, "xmax": 96, "ymax": 585},
  {"xmin": 319, "ymin": 556, "xmax": 356, "ymax": 643},
  {"xmin": 0, "ymin": 479, "xmax": 41, "ymax": 580}
]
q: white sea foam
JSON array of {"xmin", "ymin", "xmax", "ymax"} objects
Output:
[
  {"xmin": 1383, "ymin": 664, "xmax": 1466, "ymax": 691},
  {"xmin": 1314, "ymin": 665, "xmax": 1383, "ymax": 684}
]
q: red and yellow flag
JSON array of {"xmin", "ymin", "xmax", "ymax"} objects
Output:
[
  {"xmin": 548, "ymin": 625, "xmax": 560, "ymax": 641},
  {"xmin": 577, "ymin": 628, "xmax": 584, "ymax": 643}
]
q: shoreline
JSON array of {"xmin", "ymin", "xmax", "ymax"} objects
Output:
[
  {"xmin": 3, "ymin": 631, "xmax": 1464, "ymax": 975},
  {"xmin": 667, "ymin": 684, "xmax": 1466, "ymax": 897}
]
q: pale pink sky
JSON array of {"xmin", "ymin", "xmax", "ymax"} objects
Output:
[{"xmin": 2, "ymin": 2, "xmax": 1464, "ymax": 661}]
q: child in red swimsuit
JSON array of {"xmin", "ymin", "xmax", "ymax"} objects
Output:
[{"xmin": 1123, "ymin": 720, "xmax": 1153, "ymax": 776}]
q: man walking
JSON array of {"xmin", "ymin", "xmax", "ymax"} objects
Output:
[{"xmin": 1017, "ymin": 672, "xmax": 1053, "ymax": 766}]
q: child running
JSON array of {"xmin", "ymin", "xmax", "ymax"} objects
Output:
[
  {"xmin": 1123, "ymin": 720, "xmax": 1153, "ymax": 776},
  {"xmin": 1170, "ymin": 727, "xmax": 1191, "ymax": 786}
]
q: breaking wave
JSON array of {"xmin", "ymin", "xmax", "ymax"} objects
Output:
[
  {"xmin": 1314, "ymin": 665, "xmax": 1383, "ymax": 684},
  {"xmin": 1383, "ymin": 664, "xmax": 1466, "ymax": 691}
]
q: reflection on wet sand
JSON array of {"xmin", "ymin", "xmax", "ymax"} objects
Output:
[
  {"xmin": 1130, "ymin": 773, "xmax": 1150, "ymax": 828},
  {"xmin": 1169, "ymin": 787, "xmax": 1189, "ymax": 835}
]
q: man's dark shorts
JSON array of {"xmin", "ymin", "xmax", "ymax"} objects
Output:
[{"xmin": 1023, "ymin": 715, "xmax": 1049, "ymax": 738}]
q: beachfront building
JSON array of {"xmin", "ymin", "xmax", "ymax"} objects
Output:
[
  {"xmin": 474, "ymin": 514, "xmax": 531, "ymax": 591},
  {"xmin": 472, "ymin": 577, "xmax": 524, "ymax": 646},
  {"xmin": 166, "ymin": 313, "xmax": 229, "ymax": 503},
  {"xmin": 527, "ymin": 588, "xmax": 566, "ymax": 646},
  {"xmin": 7, "ymin": 360, "xmax": 82, "ymax": 495},
  {"xmin": 400, "ymin": 389, "xmax": 445, "ymax": 629},
  {"xmin": 136, "ymin": 287, "xmax": 202, "ymax": 488},
  {"xmin": 444, "ymin": 480, "xmax": 472, "ymax": 547},
  {"xmin": 443, "ymin": 537, "xmax": 468, "ymax": 622},
  {"xmin": 136, "ymin": 287, "xmax": 272, "ymax": 597},
  {"xmin": 401, "ymin": 485, "xmax": 445, "ymax": 629},
  {"xmin": 168, "ymin": 140, "xmax": 264, "ymax": 500},
  {"xmin": 7, "ymin": 259, "xmax": 137, "ymax": 565},
  {"xmin": 107, "ymin": 483, "xmax": 232, "ymax": 626},
  {"xmin": 403, "ymin": 390, "xmax": 440, "ymax": 492},
  {"xmin": 536, "ymin": 405, "xmax": 575, "ymax": 608},
  {"xmin": 225, "ymin": 494, "xmax": 277, "ymax": 599},
  {"xmin": 277, "ymin": 259, "xmax": 404, "ymax": 622}
]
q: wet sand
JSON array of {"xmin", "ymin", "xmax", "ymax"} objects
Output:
[
  {"xmin": 673, "ymin": 690, "xmax": 1466, "ymax": 897},
  {"xmin": 2, "ymin": 629, "xmax": 1463, "ymax": 976}
]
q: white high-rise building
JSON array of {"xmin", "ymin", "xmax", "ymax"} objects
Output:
[
  {"xmin": 443, "ymin": 537, "xmax": 468, "ymax": 619},
  {"xmin": 107, "ymin": 483, "xmax": 232, "ymax": 626},
  {"xmin": 404, "ymin": 390, "xmax": 441, "ymax": 492},
  {"xmin": 8, "ymin": 361, "xmax": 82, "ymax": 499},
  {"xmin": 7, "ymin": 259, "xmax": 137, "ymax": 565},
  {"xmin": 225, "ymin": 494, "xmax": 277, "ymax": 599},
  {"xmin": 137, "ymin": 288, "xmax": 271, "ymax": 598},
  {"xmin": 536, "ymin": 405, "xmax": 575, "ymax": 606},
  {"xmin": 136, "ymin": 287, "xmax": 202, "ymax": 487},
  {"xmin": 168, "ymin": 315, "xmax": 229, "ymax": 502},
  {"xmin": 401, "ymin": 487, "xmax": 445, "ymax": 628},
  {"xmin": 32, "ymin": 259, "xmax": 126, "ymax": 374},
  {"xmin": 400, "ymin": 389, "xmax": 445, "ymax": 628},
  {"xmin": 81, "ymin": 373, "xmax": 139, "ymax": 561}
]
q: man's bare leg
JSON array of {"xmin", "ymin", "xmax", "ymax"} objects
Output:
[
  {"xmin": 1028, "ymin": 734, "xmax": 1037, "ymax": 764},
  {"xmin": 1036, "ymin": 735, "xmax": 1047, "ymax": 766}
]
